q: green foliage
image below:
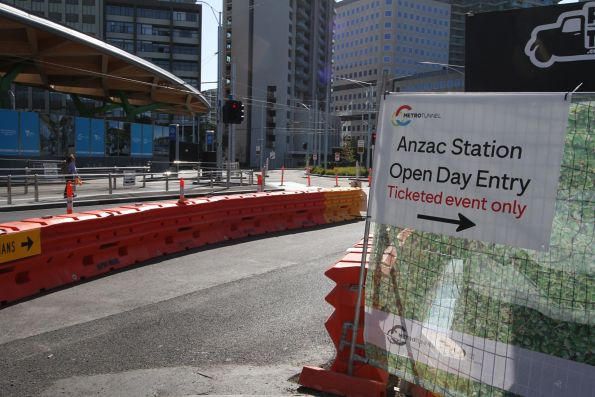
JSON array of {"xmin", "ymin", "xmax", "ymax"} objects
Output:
[{"xmin": 310, "ymin": 166, "xmax": 369, "ymax": 176}]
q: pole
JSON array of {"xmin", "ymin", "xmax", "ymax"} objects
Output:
[
  {"xmin": 179, "ymin": 178, "xmax": 185, "ymax": 202},
  {"xmin": 216, "ymin": 11, "xmax": 224, "ymax": 169},
  {"xmin": 366, "ymin": 86, "xmax": 372, "ymax": 170},
  {"xmin": 66, "ymin": 181, "xmax": 73, "ymax": 214},
  {"xmin": 34, "ymin": 174, "xmax": 39, "ymax": 202},
  {"xmin": 260, "ymin": 101, "xmax": 265, "ymax": 170},
  {"xmin": 7, "ymin": 174, "xmax": 11, "ymax": 205},
  {"xmin": 280, "ymin": 165, "xmax": 285, "ymax": 186}
]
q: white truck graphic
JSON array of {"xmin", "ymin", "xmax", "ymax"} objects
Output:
[{"xmin": 525, "ymin": 1, "xmax": 595, "ymax": 68}]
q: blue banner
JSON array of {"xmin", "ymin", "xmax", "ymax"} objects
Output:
[
  {"xmin": 91, "ymin": 119, "xmax": 105, "ymax": 156},
  {"xmin": 142, "ymin": 124, "xmax": 153, "ymax": 157},
  {"xmin": 20, "ymin": 112, "xmax": 40, "ymax": 155},
  {"xmin": 131, "ymin": 123, "xmax": 142, "ymax": 157},
  {"xmin": 0, "ymin": 109, "xmax": 19, "ymax": 155},
  {"xmin": 75, "ymin": 117, "xmax": 91, "ymax": 157}
]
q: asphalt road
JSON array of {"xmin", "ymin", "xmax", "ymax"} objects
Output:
[{"xmin": 0, "ymin": 219, "xmax": 367, "ymax": 396}]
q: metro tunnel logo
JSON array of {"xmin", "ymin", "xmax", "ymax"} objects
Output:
[
  {"xmin": 391, "ymin": 104, "xmax": 442, "ymax": 127},
  {"xmin": 392, "ymin": 105, "xmax": 413, "ymax": 127}
]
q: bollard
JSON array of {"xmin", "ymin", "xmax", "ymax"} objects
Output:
[
  {"xmin": 307, "ymin": 168, "xmax": 311, "ymax": 187},
  {"xmin": 165, "ymin": 172, "xmax": 169, "ymax": 192},
  {"xmin": 142, "ymin": 173, "xmax": 146, "ymax": 188},
  {"xmin": 34, "ymin": 174, "xmax": 39, "ymax": 202},
  {"xmin": 108, "ymin": 173, "xmax": 113, "ymax": 194},
  {"xmin": 368, "ymin": 168, "xmax": 372, "ymax": 187},
  {"xmin": 24, "ymin": 167, "xmax": 29, "ymax": 195},
  {"xmin": 257, "ymin": 173, "xmax": 263, "ymax": 192},
  {"xmin": 66, "ymin": 181, "xmax": 73, "ymax": 214},
  {"xmin": 280, "ymin": 166, "xmax": 285, "ymax": 186},
  {"xmin": 179, "ymin": 178, "xmax": 185, "ymax": 202},
  {"xmin": 335, "ymin": 172, "xmax": 339, "ymax": 187},
  {"xmin": 7, "ymin": 174, "xmax": 12, "ymax": 205},
  {"xmin": 240, "ymin": 170, "xmax": 244, "ymax": 186}
]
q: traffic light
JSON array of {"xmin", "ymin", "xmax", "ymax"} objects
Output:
[{"xmin": 222, "ymin": 99, "xmax": 244, "ymax": 124}]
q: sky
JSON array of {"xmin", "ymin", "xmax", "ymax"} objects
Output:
[
  {"xmin": 198, "ymin": 0, "xmax": 221, "ymax": 92},
  {"xmin": 199, "ymin": 0, "xmax": 579, "ymax": 92}
]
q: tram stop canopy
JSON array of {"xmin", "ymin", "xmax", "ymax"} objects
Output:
[{"xmin": 0, "ymin": 3, "xmax": 209, "ymax": 115}]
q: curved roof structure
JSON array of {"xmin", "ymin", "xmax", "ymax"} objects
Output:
[{"xmin": 0, "ymin": 3, "xmax": 209, "ymax": 115}]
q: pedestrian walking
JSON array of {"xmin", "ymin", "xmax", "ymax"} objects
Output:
[{"xmin": 63, "ymin": 154, "xmax": 79, "ymax": 197}]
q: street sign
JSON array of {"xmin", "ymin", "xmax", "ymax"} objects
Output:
[
  {"xmin": 357, "ymin": 139, "xmax": 365, "ymax": 154},
  {"xmin": 206, "ymin": 131, "xmax": 214, "ymax": 145},
  {"xmin": 270, "ymin": 151, "xmax": 275, "ymax": 160},
  {"xmin": 169, "ymin": 124, "xmax": 178, "ymax": 141},
  {"xmin": 0, "ymin": 229, "xmax": 41, "ymax": 264},
  {"xmin": 335, "ymin": 152, "xmax": 340, "ymax": 162},
  {"xmin": 255, "ymin": 145, "xmax": 261, "ymax": 155},
  {"xmin": 313, "ymin": 154, "xmax": 318, "ymax": 160},
  {"xmin": 371, "ymin": 93, "xmax": 570, "ymax": 251},
  {"xmin": 123, "ymin": 172, "xmax": 136, "ymax": 187}
]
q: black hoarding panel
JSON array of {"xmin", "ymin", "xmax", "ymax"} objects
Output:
[{"xmin": 465, "ymin": 2, "xmax": 595, "ymax": 92}]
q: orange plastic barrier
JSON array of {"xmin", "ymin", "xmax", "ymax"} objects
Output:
[
  {"xmin": 0, "ymin": 188, "xmax": 364, "ymax": 305},
  {"xmin": 299, "ymin": 236, "xmax": 390, "ymax": 397},
  {"xmin": 299, "ymin": 237, "xmax": 441, "ymax": 397}
]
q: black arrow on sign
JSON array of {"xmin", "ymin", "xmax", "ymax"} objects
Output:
[
  {"xmin": 417, "ymin": 213, "xmax": 476, "ymax": 232},
  {"xmin": 21, "ymin": 236, "xmax": 34, "ymax": 251}
]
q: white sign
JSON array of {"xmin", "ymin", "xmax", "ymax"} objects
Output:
[
  {"xmin": 123, "ymin": 172, "xmax": 136, "ymax": 187},
  {"xmin": 313, "ymin": 154, "xmax": 318, "ymax": 160},
  {"xmin": 255, "ymin": 145, "xmax": 261, "ymax": 155},
  {"xmin": 42, "ymin": 163, "xmax": 58, "ymax": 176},
  {"xmin": 335, "ymin": 152, "xmax": 340, "ymax": 162},
  {"xmin": 357, "ymin": 139, "xmax": 365, "ymax": 148},
  {"xmin": 270, "ymin": 151, "xmax": 275, "ymax": 159},
  {"xmin": 371, "ymin": 93, "xmax": 570, "ymax": 251}
]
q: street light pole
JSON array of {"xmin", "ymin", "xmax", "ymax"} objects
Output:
[{"xmin": 418, "ymin": 61, "xmax": 465, "ymax": 76}]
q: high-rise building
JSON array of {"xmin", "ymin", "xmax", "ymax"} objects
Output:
[
  {"xmin": 223, "ymin": 0, "xmax": 334, "ymax": 168},
  {"xmin": 332, "ymin": 0, "xmax": 451, "ymax": 146},
  {"xmin": 104, "ymin": 0, "xmax": 201, "ymax": 91},
  {"xmin": 435, "ymin": 0, "xmax": 560, "ymax": 66}
]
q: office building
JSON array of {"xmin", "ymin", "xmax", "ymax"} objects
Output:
[
  {"xmin": 223, "ymin": 0, "xmax": 334, "ymax": 168},
  {"xmin": 332, "ymin": 0, "xmax": 451, "ymax": 144}
]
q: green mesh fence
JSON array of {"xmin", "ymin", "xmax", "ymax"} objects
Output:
[{"xmin": 364, "ymin": 101, "xmax": 593, "ymax": 396}]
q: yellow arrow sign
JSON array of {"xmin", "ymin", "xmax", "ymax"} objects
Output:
[{"xmin": 0, "ymin": 229, "xmax": 41, "ymax": 264}]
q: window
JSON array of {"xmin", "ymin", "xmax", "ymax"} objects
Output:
[
  {"xmin": 106, "ymin": 5, "xmax": 133, "ymax": 17},
  {"xmin": 174, "ymin": 29, "xmax": 199, "ymax": 39},
  {"xmin": 174, "ymin": 11, "xmax": 198, "ymax": 22},
  {"xmin": 138, "ymin": 8, "xmax": 170, "ymax": 20},
  {"xmin": 106, "ymin": 122, "xmax": 131, "ymax": 157},
  {"xmin": 106, "ymin": 21, "xmax": 134, "ymax": 34}
]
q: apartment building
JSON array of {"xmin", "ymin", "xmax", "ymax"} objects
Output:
[{"xmin": 223, "ymin": 0, "xmax": 334, "ymax": 168}]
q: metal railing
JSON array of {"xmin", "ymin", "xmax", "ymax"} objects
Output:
[{"xmin": 0, "ymin": 165, "xmax": 257, "ymax": 206}]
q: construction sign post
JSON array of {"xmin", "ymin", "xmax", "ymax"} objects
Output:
[
  {"xmin": 361, "ymin": 93, "xmax": 594, "ymax": 397},
  {"xmin": 371, "ymin": 93, "xmax": 570, "ymax": 251}
]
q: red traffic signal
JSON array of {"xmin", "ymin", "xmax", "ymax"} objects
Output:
[{"xmin": 222, "ymin": 99, "xmax": 244, "ymax": 124}]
